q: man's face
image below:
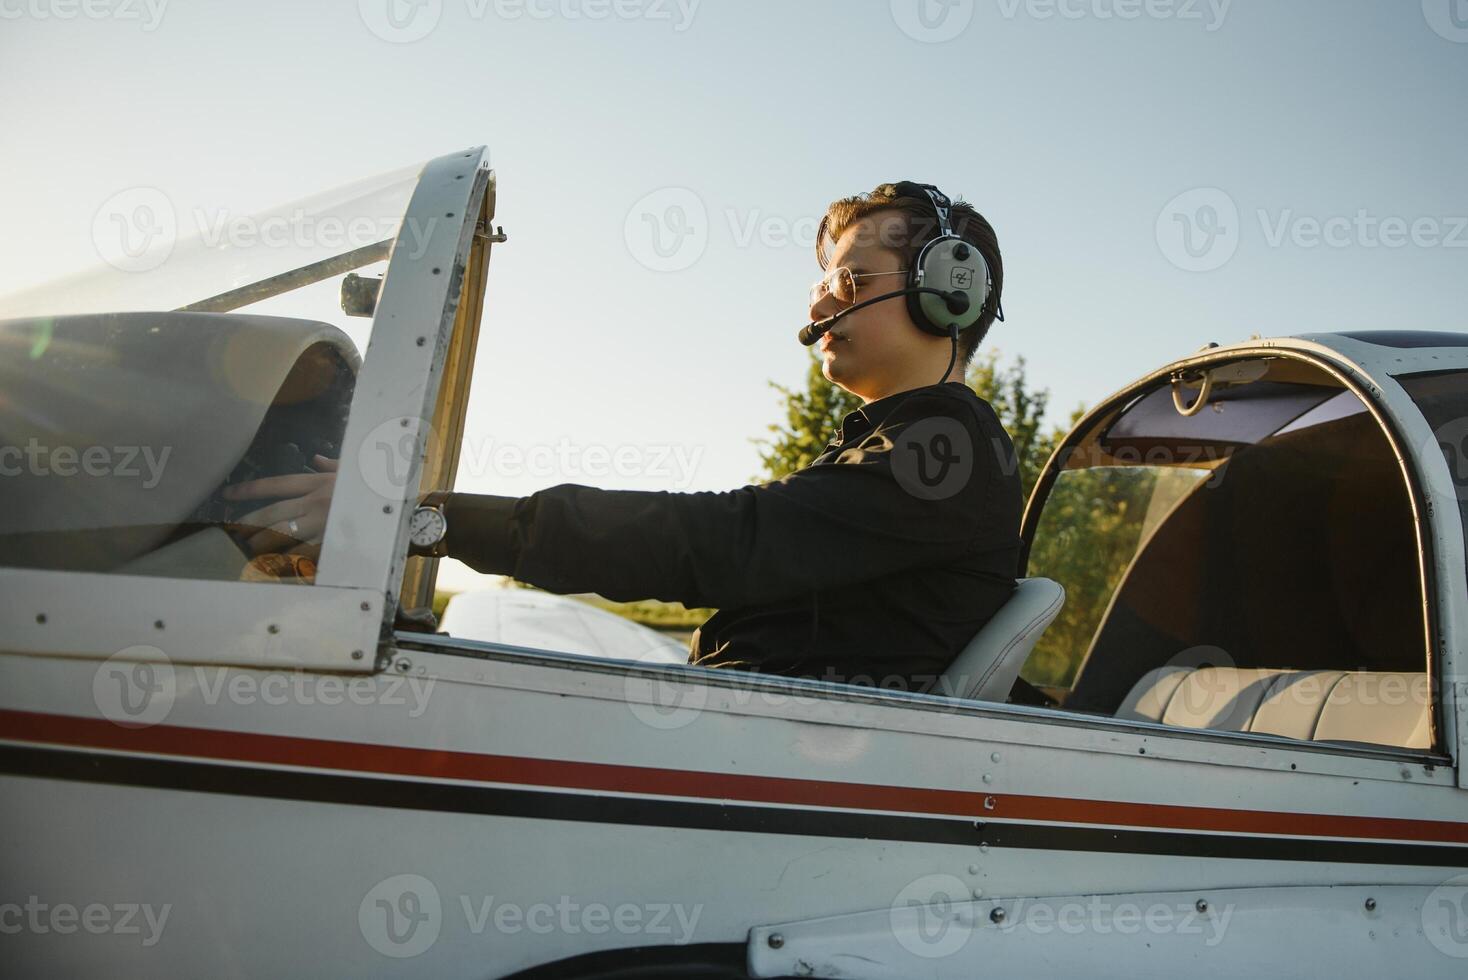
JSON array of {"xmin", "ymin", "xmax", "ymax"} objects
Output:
[{"xmin": 809, "ymin": 210, "xmax": 928, "ymax": 399}]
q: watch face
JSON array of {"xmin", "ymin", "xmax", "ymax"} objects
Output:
[{"xmin": 408, "ymin": 507, "xmax": 447, "ymax": 548}]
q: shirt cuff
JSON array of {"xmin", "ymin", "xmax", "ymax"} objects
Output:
[{"xmin": 443, "ymin": 492, "xmax": 520, "ymax": 575}]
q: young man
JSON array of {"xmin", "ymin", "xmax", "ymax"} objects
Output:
[{"xmin": 231, "ymin": 182, "xmax": 1023, "ymax": 694}]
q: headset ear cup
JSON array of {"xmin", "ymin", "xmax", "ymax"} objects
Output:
[{"xmin": 908, "ymin": 236, "xmax": 990, "ymax": 337}]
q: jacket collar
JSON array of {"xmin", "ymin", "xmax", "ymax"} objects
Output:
[{"xmin": 837, "ymin": 381, "xmax": 970, "ymax": 443}]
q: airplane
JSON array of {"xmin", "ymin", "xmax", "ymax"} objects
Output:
[{"xmin": 2, "ymin": 146, "xmax": 1466, "ymax": 978}]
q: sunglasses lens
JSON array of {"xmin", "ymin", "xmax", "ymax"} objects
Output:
[
  {"xmin": 831, "ymin": 268, "xmax": 856, "ymax": 303},
  {"xmin": 811, "ymin": 267, "xmax": 857, "ymax": 306}
]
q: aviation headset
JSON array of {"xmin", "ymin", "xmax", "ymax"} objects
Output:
[
  {"xmin": 889, "ymin": 180, "xmax": 998, "ymax": 338},
  {"xmin": 800, "ymin": 181, "xmax": 1003, "ymax": 364}
]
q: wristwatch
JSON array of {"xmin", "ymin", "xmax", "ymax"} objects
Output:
[{"xmin": 408, "ymin": 491, "xmax": 451, "ymax": 558}]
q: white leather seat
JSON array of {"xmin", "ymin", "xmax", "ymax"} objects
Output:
[
  {"xmin": 1116, "ymin": 665, "xmax": 1430, "ymax": 749},
  {"xmin": 1313, "ymin": 672, "xmax": 1432, "ymax": 748},
  {"xmin": 939, "ymin": 577, "xmax": 1065, "ymax": 701}
]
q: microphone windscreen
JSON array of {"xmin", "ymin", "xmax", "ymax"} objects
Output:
[{"xmin": 797, "ymin": 317, "xmax": 832, "ymax": 347}]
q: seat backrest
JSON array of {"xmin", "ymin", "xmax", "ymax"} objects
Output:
[
  {"xmin": 1115, "ymin": 666, "xmax": 1430, "ymax": 749},
  {"xmin": 940, "ymin": 577, "xmax": 1065, "ymax": 701}
]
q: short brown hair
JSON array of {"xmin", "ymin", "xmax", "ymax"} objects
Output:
[{"xmin": 817, "ymin": 183, "xmax": 1003, "ymax": 366}]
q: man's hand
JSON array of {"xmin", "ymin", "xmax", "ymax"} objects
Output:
[{"xmin": 223, "ymin": 454, "xmax": 338, "ymax": 557}]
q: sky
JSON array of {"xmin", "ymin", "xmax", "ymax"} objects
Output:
[{"xmin": 3, "ymin": 0, "xmax": 1466, "ymax": 590}]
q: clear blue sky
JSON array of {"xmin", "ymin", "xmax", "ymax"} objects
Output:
[{"xmin": 3, "ymin": 0, "xmax": 1465, "ymax": 513}]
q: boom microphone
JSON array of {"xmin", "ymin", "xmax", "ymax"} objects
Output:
[{"xmin": 798, "ymin": 287, "xmax": 970, "ymax": 346}]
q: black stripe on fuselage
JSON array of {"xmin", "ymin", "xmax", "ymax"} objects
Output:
[{"xmin": 2, "ymin": 743, "xmax": 1466, "ymax": 868}]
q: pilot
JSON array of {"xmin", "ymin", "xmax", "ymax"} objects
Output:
[{"xmin": 224, "ymin": 182, "xmax": 1023, "ymax": 694}]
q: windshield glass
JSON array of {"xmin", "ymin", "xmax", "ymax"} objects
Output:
[
  {"xmin": 1400, "ymin": 369, "xmax": 1468, "ymax": 582},
  {"xmin": 0, "ymin": 164, "xmax": 423, "ymax": 587},
  {"xmin": 1021, "ymin": 361, "xmax": 1430, "ymax": 751}
]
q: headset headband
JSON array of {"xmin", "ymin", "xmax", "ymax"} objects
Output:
[{"xmin": 892, "ymin": 181, "xmax": 954, "ymax": 240}]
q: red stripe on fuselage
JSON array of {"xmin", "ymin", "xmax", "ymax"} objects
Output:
[{"xmin": 0, "ymin": 708, "xmax": 1463, "ymax": 845}]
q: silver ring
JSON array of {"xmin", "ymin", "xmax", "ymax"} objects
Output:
[{"xmin": 287, "ymin": 518, "xmax": 300, "ymax": 536}]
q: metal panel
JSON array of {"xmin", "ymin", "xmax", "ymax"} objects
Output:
[
  {"xmin": 400, "ymin": 172, "xmax": 498, "ymax": 612},
  {"xmin": 0, "ymin": 566, "xmax": 381, "ymax": 667},
  {"xmin": 313, "ymin": 148, "xmax": 492, "ymax": 626},
  {"xmin": 749, "ymin": 885, "xmax": 1468, "ymax": 979}
]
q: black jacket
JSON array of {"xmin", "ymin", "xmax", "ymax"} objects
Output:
[{"xmin": 442, "ymin": 380, "xmax": 1023, "ymax": 692}]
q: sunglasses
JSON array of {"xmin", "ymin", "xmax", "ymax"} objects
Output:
[{"xmin": 809, "ymin": 266, "xmax": 908, "ymax": 307}]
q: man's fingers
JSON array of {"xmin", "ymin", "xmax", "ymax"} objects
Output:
[
  {"xmin": 236, "ymin": 500, "xmax": 306, "ymax": 531},
  {"xmin": 223, "ymin": 471, "xmax": 331, "ymax": 501},
  {"xmin": 286, "ymin": 541, "xmax": 322, "ymax": 561},
  {"xmin": 312, "ymin": 454, "xmax": 340, "ymax": 473}
]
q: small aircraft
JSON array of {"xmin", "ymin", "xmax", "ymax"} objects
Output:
[{"xmin": 2, "ymin": 147, "xmax": 1467, "ymax": 978}]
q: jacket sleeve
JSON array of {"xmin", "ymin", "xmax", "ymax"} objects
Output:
[{"xmin": 444, "ymin": 393, "xmax": 998, "ymax": 609}]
